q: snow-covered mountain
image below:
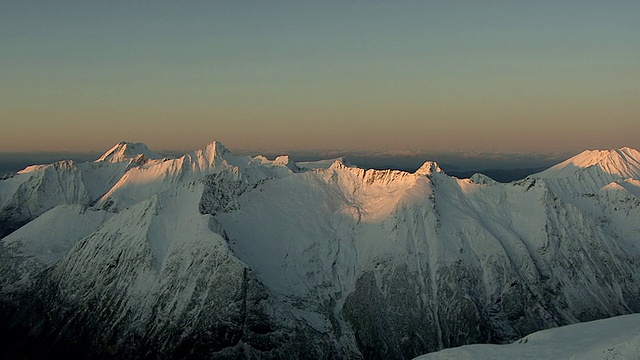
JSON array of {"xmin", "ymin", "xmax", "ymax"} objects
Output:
[
  {"xmin": 96, "ymin": 141, "xmax": 163, "ymax": 163},
  {"xmin": 0, "ymin": 141, "xmax": 163, "ymax": 238},
  {"xmin": 1, "ymin": 142, "xmax": 640, "ymax": 359},
  {"xmin": 534, "ymin": 147, "xmax": 640, "ymax": 179}
]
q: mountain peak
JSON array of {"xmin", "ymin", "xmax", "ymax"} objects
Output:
[
  {"xmin": 96, "ymin": 141, "xmax": 161, "ymax": 163},
  {"xmin": 273, "ymin": 156, "xmax": 300, "ymax": 171},
  {"xmin": 328, "ymin": 156, "xmax": 353, "ymax": 170},
  {"xmin": 192, "ymin": 141, "xmax": 231, "ymax": 164},
  {"xmin": 203, "ymin": 141, "xmax": 230, "ymax": 156},
  {"xmin": 414, "ymin": 161, "xmax": 443, "ymax": 176},
  {"xmin": 570, "ymin": 147, "xmax": 640, "ymax": 167},
  {"xmin": 535, "ymin": 147, "xmax": 640, "ymax": 179}
]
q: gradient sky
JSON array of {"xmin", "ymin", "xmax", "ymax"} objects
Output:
[{"xmin": 2, "ymin": 1, "xmax": 639, "ymax": 153}]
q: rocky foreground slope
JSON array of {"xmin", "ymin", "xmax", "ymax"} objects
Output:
[{"xmin": 1, "ymin": 142, "xmax": 640, "ymax": 359}]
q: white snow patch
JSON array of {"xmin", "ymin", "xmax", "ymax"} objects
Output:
[{"xmin": 415, "ymin": 314, "xmax": 640, "ymax": 360}]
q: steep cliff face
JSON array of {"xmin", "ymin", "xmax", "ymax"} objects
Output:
[{"xmin": 1, "ymin": 143, "xmax": 640, "ymax": 359}]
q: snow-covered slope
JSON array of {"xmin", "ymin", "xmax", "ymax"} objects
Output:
[
  {"xmin": 535, "ymin": 147, "xmax": 640, "ymax": 179},
  {"xmin": 415, "ymin": 313, "xmax": 640, "ymax": 359},
  {"xmin": 95, "ymin": 141, "xmax": 299, "ymax": 211},
  {"xmin": 0, "ymin": 142, "xmax": 164, "ymax": 238},
  {"xmin": 210, "ymin": 156, "xmax": 640, "ymax": 358},
  {"xmin": 1, "ymin": 143, "xmax": 640, "ymax": 359},
  {"xmin": 532, "ymin": 147, "xmax": 640, "ymax": 195},
  {"xmin": 0, "ymin": 204, "xmax": 112, "ymax": 292},
  {"xmin": 530, "ymin": 147, "xmax": 640, "ymax": 252}
]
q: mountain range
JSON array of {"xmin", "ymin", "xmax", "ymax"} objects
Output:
[{"xmin": 1, "ymin": 141, "xmax": 640, "ymax": 359}]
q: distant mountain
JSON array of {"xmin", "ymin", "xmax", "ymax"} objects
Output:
[
  {"xmin": 96, "ymin": 141, "xmax": 163, "ymax": 163},
  {"xmin": 0, "ymin": 142, "xmax": 163, "ymax": 238},
  {"xmin": 446, "ymin": 167, "xmax": 546, "ymax": 183},
  {"xmin": 1, "ymin": 142, "xmax": 640, "ymax": 359},
  {"xmin": 534, "ymin": 147, "xmax": 640, "ymax": 179}
]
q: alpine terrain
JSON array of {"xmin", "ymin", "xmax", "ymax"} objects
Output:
[{"xmin": 1, "ymin": 142, "xmax": 640, "ymax": 359}]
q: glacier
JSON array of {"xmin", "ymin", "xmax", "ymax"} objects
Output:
[{"xmin": 1, "ymin": 141, "xmax": 640, "ymax": 359}]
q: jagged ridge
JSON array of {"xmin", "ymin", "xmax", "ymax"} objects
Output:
[{"xmin": 1, "ymin": 143, "xmax": 640, "ymax": 359}]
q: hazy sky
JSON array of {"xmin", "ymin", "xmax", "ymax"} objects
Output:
[{"xmin": 2, "ymin": 1, "xmax": 639, "ymax": 153}]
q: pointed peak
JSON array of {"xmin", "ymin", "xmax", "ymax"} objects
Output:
[
  {"xmin": 414, "ymin": 161, "xmax": 443, "ymax": 176},
  {"xmin": 199, "ymin": 141, "xmax": 230, "ymax": 158},
  {"xmin": 328, "ymin": 156, "xmax": 353, "ymax": 170},
  {"xmin": 470, "ymin": 172, "xmax": 497, "ymax": 185},
  {"xmin": 186, "ymin": 141, "xmax": 235, "ymax": 169},
  {"xmin": 96, "ymin": 142, "xmax": 161, "ymax": 163}
]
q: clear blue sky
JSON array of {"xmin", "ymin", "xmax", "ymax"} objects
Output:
[{"xmin": 1, "ymin": 1, "xmax": 638, "ymax": 152}]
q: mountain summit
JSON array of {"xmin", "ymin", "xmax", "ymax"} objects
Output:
[
  {"xmin": 534, "ymin": 147, "xmax": 640, "ymax": 179},
  {"xmin": 96, "ymin": 141, "xmax": 162, "ymax": 163}
]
